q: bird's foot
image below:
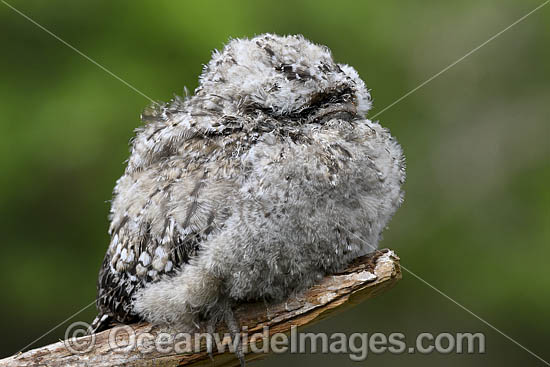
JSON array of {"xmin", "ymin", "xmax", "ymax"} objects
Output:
[
  {"xmin": 224, "ymin": 306, "xmax": 245, "ymax": 367},
  {"xmin": 206, "ymin": 320, "xmax": 216, "ymax": 361}
]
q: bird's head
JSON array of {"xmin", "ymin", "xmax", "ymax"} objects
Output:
[{"xmin": 195, "ymin": 34, "xmax": 372, "ymax": 125}]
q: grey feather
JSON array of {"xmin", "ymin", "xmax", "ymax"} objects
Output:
[{"xmin": 94, "ymin": 33, "xmax": 405, "ymax": 331}]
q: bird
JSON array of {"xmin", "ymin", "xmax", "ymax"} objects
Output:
[{"xmin": 92, "ymin": 33, "xmax": 405, "ymax": 352}]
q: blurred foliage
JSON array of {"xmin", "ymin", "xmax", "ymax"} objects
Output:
[{"xmin": 1, "ymin": 0, "xmax": 549, "ymax": 365}]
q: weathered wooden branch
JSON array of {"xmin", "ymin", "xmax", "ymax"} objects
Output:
[{"xmin": 1, "ymin": 249, "xmax": 401, "ymax": 367}]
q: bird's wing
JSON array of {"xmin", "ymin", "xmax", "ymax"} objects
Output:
[{"xmin": 94, "ymin": 134, "xmax": 238, "ymax": 330}]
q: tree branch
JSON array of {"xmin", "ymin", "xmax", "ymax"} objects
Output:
[{"xmin": 1, "ymin": 249, "xmax": 401, "ymax": 367}]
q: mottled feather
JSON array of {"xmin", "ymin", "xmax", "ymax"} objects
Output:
[{"xmin": 93, "ymin": 34, "xmax": 405, "ymax": 332}]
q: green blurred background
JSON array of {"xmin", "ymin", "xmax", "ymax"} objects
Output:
[{"xmin": 1, "ymin": 0, "xmax": 549, "ymax": 365}]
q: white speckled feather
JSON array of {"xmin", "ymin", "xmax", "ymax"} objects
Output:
[{"xmin": 93, "ymin": 34, "xmax": 405, "ymax": 332}]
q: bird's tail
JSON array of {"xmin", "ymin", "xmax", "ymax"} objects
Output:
[{"xmin": 89, "ymin": 313, "xmax": 112, "ymax": 334}]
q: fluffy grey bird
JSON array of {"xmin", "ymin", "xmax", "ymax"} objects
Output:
[{"xmin": 92, "ymin": 34, "xmax": 405, "ymax": 339}]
